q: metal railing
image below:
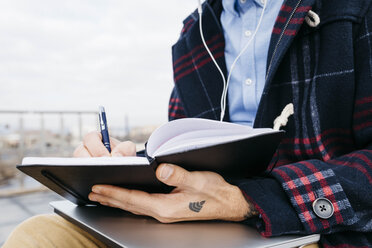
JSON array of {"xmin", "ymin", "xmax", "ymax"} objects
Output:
[{"xmin": 0, "ymin": 110, "xmax": 98, "ymax": 196}]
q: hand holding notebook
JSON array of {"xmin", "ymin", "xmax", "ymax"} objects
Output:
[
  {"xmin": 74, "ymin": 120, "xmax": 258, "ymax": 222},
  {"xmin": 18, "ymin": 118, "xmax": 285, "ymax": 205},
  {"xmin": 87, "ymin": 162, "xmax": 257, "ymax": 223}
]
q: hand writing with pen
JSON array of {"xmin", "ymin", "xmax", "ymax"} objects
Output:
[{"xmin": 73, "ymin": 131, "xmax": 258, "ymax": 223}]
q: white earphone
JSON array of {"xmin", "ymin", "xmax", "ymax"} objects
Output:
[{"xmin": 197, "ymin": 0, "xmax": 267, "ymax": 121}]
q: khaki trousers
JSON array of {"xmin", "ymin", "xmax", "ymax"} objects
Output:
[
  {"xmin": 2, "ymin": 214, "xmax": 319, "ymax": 248},
  {"xmin": 2, "ymin": 214, "xmax": 107, "ymax": 248}
]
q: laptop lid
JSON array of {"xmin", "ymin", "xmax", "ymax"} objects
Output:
[{"xmin": 50, "ymin": 200, "xmax": 319, "ymax": 248}]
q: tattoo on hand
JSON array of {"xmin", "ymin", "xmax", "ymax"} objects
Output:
[{"xmin": 189, "ymin": 200, "xmax": 206, "ymax": 213}]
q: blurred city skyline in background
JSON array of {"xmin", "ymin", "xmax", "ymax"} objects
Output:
[
  {"xmin": 0, "ymin": 0, "xmax": 196, "ymax": 130},
  {"xmin": 0, "ymin": 0, "xmax": 199, "ymax": 228}
]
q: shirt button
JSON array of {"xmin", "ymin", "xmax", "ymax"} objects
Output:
[
  {"xmin": 240, "ymin": 0, "xmax": 246, "ymax": 3},
  {"xmin": 261, "ymin": 0, "xmax": 266, "ymax": 5},
  {"xmin": 244, "ymin": 30, "xmax": 252, "ymax": 37},
  {"xmin": 312, "ymin": 198, "xmax": 334, "ymax": 219},
  {"xmin": 245, "ymin": 78, "xmax": 253, "ymax": 85}
]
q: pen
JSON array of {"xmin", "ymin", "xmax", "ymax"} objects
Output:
[{"xmin": 98, "ymin": 106, "xmax": 111, "ymax": 153}]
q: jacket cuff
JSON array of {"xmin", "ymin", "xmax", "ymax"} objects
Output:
[
  {"xmin": 238, "ymin": 177, "xmax": 305, "ymax": 237},
  {"xmin": 271, "ymin": 160, "xmax": 357, "ymax": 234}
]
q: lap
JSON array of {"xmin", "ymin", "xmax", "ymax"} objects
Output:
[{"xmin": 2, "ymin": 214, "xmax": 107, "ymax": 248}]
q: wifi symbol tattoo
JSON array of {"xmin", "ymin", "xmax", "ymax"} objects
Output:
[{"xmin": 189, "ymin": 200, "xmax": 206, "ymax": 213}]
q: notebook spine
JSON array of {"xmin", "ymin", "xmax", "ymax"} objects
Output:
[{"xmin": 143, "ymin": 142, "xmax": 158, "ymax": 170}]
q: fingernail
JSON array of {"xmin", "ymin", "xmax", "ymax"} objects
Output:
[
  {"xmin": 160, "ymin": 164, "xmax": 173, "ymax": 180},
  {"xmin": 88, "ymin": 194, "xmax": 96, "ymax": 201},
  {"xmin": 92, "ymin": 186, "xmax": 100, "ymax": 193}
]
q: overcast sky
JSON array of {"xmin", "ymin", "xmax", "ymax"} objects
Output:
[{"xmin": 0, "ymin": 0, "xmax": 197, "ymax": 132}]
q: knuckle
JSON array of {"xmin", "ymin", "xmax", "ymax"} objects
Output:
[
  {"xmin": 193, "ymin": 182, "xmax": 206, "ymax": 192},
  {"xmin": 119, "ymin": 141, "xmax": 137, "ymax": 155},
  {"xmin": 98, "ymin": 187, "xmax": 109, "ymax": 196},
  {"xmin": 72, "ymin": 144, "xmax": 83, "ymax": 157},
  {"xmin": 190, "ymin": 172, "xmax": 208, "ymax": 191},
  {"xmin": 155, "ymin": 207, "xmax": 177, "ymax": 223},
  {"xmin": 110, "ymin": 137, "xmax": 121, "ymax": 146},
  {"xmin": 83, "ymin": 132, "xmax": 109, "ymax": 157},
  {"xmin": 155, "ymin": 212, "xmax": 173, "ymax": 223},
  {"xmin": 157, "ymin": 218, "xmax": 172, "ymax": 224},
  {"xmin": 156, "ymin": 209, "xmax": 170, "ymax": 220},
  {"xmin": 175, "ymin": 170, "xmax": 188, "ymax": 185},
  {"xmin": 95, "ymin": 150, "xmax": 108, "ymax": 157},
  {"xmin": 129, "ymin": 209, "xmax": 142, "ymax": 215},
  {"xmin": 83, "ymin": 131, "xmax": 100, "ymax": 143},
  {"xmin": 122, "ymin": 140, "xmax": 136, "ymax": 147},
  {"xmin": 99, "ymin": 186, "xmax": 115, "ymax": 197}
]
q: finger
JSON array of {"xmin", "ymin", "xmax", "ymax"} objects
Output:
[
  {"xmin": 83, "ymin": 131, "xmax": 110, "ymax": 157},
  {"xmin": 91, "ymin": 185, "xmax": 160, "ymax": 214},
  {"xmin": 156, "ymin": 164, "xmax": 200, "ymax": 189},
  {"xmin": 89, "ymin": 192, "xmax": 150, "ymax": 217},
  {"xmin": 111, "ymin": 141, "xmax": 136, "ymax": 157},
  {"xmin": 73, "ymin": 143, "xmax": 92, "ymax": 157},
  {"xmin": 110, "ymin": 137, "xmax": 121, "ymax": 150},
  {"xmin": 89, "ymin": 192, "xmax": 124, "ymax": 208},
  {"xmin": 91, "ymin": 185, "xmax": 206, "ymax": 223}
]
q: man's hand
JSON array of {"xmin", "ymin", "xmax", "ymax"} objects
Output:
[
  {"xmin": 74, "ymin": 131, "xmax": 258, "ymax": 223},
  {"xmin": 88, "ymin": 163, "xmax": 258, "ymax": 223},
  {"xmin": 73, "ymin": 131, "xmax": 136, "ymax": 157}
]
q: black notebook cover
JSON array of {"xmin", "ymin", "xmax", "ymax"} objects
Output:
[{"xmin": 17, "ymin": 130, "xmax": 284, "ymax": 206}]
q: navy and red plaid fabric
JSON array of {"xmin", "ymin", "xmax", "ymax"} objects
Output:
[{"xmin": 168, "ymin": 0, "xmax": 372, "ymax": 246}]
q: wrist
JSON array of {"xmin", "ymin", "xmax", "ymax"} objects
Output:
[
  {"xmin": 244, "ymin": 196, "xmax": 259, "ymax": 219},
  {"xmin": 223, "ymin": 185, "xmax": 259, "ymax": 221},
  {"xmin": 236, "ymin": 186, "xmax": 259, "ymax": 219}
]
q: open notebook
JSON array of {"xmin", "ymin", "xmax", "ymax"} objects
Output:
[{"xmin": 18, "ymin": 118, "xmax": 285, "ymax": 205}]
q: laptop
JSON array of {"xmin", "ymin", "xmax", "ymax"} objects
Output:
[{"xmin": 50, "ymin": 200, "xmax": 320, "ymax": 248}]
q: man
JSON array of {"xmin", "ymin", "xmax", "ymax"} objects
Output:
[{"xmin": 3, "ymin": 0, "xmax": 372, "ymax": 247}]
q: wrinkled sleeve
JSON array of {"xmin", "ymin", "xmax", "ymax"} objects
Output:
[{"xmin": 238, "ymin": 6, "xmax": 372, "ymax": 242}]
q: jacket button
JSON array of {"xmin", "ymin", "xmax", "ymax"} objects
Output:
[{"xmin": 312, "ymin": 198, "xmax": 334, "ymax": 219}]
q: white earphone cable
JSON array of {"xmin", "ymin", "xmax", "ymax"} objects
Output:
[
  {"xmin": 198, "ymin": 5, "xmax": 227, "ymax": 121},
  {"xmin": 198, "ymin": 0, "xmax": 267, "ymax": 121}
]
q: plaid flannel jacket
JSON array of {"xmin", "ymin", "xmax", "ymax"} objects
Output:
[{"xmin": 168, "ymin": 0, "xmax": 372, "ymax": 246}]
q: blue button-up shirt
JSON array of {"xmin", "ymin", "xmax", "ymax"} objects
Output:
[{"xmin": 221, "ymin": 0, "xmax": 284, "ymax": 126}]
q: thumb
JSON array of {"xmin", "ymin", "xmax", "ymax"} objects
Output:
[{"xmin": 156, "ymin": 164, "xmax": 194, "ymax": 188}]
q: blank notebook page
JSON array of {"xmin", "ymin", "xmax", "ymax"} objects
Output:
[
  {"xmin": 152, "ymin": 128, "xmax": 275, "ymax": 157},
  {"xmin": 22, "ymin": 156, "xmax": 149, "ymax": 166}
]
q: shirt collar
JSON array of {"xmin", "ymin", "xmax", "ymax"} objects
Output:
[{"xmin": 222, "ymin": 0, "xmax": 268, "ymax": 16}]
